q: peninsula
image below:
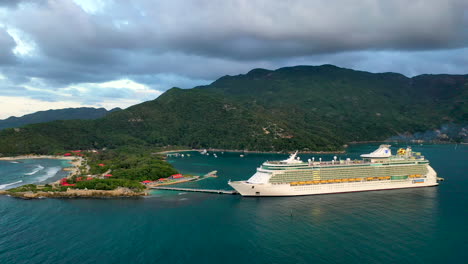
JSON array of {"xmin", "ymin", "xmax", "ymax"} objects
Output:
[{"xmin": 0, "ymin": 149, "xmax": 178, "ymax": 199}]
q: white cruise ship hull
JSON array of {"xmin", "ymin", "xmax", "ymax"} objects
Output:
[{"xmin": 229, "ymin": 165, "xmax": 438, "ymax": 197}]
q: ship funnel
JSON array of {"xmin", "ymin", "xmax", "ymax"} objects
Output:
[{"xmin": 360, "ymin": 145, "xmax": 392, "ymax": 158}]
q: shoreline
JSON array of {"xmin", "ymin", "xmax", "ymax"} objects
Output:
[
  {"xmin": 0, "ymin": 155, "xmax": 149, "ymax": 199},
  {"xmin": 157, "ymin": 141, "xmax": 465, "ymax": 155},
  {"xmin": 0, "ymin": 155, "xmax": 84, "ymax": 185},
  {"xmin": 0, "ymin": 155, "xmax": 77, "ymax": 161},
  {"xmin": 0, "ymin": 187, "xmax": 147, "ymax": 199},
  {"xmin": 147, "ymin": 176, "xmax": 199, "ymax": 187},
  {"xmin": 158, "ymin": 148, "xmax": 346, "ymax": 154}
]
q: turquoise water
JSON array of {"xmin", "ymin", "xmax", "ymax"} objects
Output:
[
  {"xmin": 0, "ymin": 159, "xmax": 71, "ymax": 190},
  {"xmin": 0, "ymin": 144, "xmax": 467, "ymax": 264}
]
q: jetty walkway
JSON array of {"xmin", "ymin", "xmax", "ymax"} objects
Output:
[{"xmin": 150, "ymin": 186, "xmax": 238, "ymax": 195}]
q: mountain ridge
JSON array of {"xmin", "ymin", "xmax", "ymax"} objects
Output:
[
  {"xmin": 0, "ymin": 107, "xmax": 121, "ymax": 130},
  {"xmin": 0, "ymin": 65, "xmax": 466, "ymax": 155}
]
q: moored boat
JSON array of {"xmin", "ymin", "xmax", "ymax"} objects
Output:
[{"xmin": 228, "ymin": 145, "xmax": 439, "ymax": 196}]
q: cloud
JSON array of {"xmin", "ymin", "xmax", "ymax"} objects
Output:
[
  {"xmin": 0, "ymin": 27, "xmax": 16, "ymax": 64},
  {"xmin": 0, "ymin": 0, "xmax": 467, "ymax": 118},
  {"xmin": 9, "ymin": 0, "xmax": 468, "ymax": 60}
]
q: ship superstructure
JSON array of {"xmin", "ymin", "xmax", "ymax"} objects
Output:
[{"xmin": 228, "ymin": 145, "xmax": 439, "ymax": 196}]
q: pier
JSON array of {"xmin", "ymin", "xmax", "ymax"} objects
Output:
[{"xmin": 150, "ymin": 186, "xmax": 238, "ymax": 195}]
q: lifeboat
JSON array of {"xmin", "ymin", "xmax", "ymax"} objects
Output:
[
  {"xmin": 348, "ymin": 178, "xmax": 355, "ymax": 182},
  {"xmin": 306, "ymin": 181, "xmax": 314, "ymax": 185},
  {"xmin": 313, "ymin": 181, "xmax": 320, "ymax": 184},
  {"xmin": 341, "ymin": 178, "xmax": 349, "ymax": 182},
  {"xmin": 355, "ymin": 178, "xmax": 362, "ymax": 181},
  {"xmin": 334, "ymin": 179, "xmax": 341, "ymax": 183},
  {"xmin": 327, "ymin": 179, "xmax": 335, "ymax": 183},
  {"xmin": 299, "ymin": 181, "xmax": 306, "ymax": 185},
  {"xmin": 366, "ymin": 177, "xmax": 374, "ymax": 181},
  {"xmin": 385, "ymin": 176, "xmax": 391, "ymax": 180}
]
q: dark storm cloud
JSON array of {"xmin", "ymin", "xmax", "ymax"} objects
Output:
[
  {"xmin": 0, "ymin": 28, "xmax": 16, "ymax": 64},
  {"xmin": 0, "ymin": 0, "xmax": 467, "ymax": 106}
]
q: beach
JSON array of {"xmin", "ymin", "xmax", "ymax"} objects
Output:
[{"xmin": 0, "ymin": 155, "xmax": 84, "ymax": 184}]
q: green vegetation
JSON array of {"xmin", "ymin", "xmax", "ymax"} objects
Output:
[
  {"xmin": 8, "ymin": 184, "xmax": 68, "ymax": 193},
  {"xmin": 74, "ymin": 179, "xmax": 145, "ymax": 191},
  {"xmin": 8, "ymin": 184, "xmax": 38, "ymax": 193},
  {"xmin": 0, "ymin": 65, "xmax": 466, "ymax": 155},
  {"xmin": 6, "ymin": 149, "xmax": 177, "ymax": 193},
  {"xmin": 83, "ymin": 149, "xmax": 178, "ymax": 181}
]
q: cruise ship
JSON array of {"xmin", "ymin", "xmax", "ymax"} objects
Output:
[{"xmin": 228, "ymin": 145, "xmax": 439, "ymax": 196}]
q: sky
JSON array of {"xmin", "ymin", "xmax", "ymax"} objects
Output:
[{"xmin": 0, "ymin": 0, "xmax": 467, "ymax": 119}]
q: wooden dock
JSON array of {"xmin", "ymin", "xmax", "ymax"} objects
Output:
[{"xmin": 150, "ymin": 186, "xmax": 238, "ymax": 195}]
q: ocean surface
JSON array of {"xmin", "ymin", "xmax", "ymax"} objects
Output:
[
  {"xmin": 0, "ymin": 144, "xmax": 466, "ymax": 264},
  {"xmin": 0, "ymin": 159, "xmax": 71, "ymax": 190}
]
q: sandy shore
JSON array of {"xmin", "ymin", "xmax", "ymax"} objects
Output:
[
  {"xmin": 0, "ymin": 155, "xmax": 84, "ymax": 184},
  {"xmin": 156, "ymin": 149, "xmax": 195, "ymax": 154},
  {"xmin": 0, "ymin": 155, "xmax": 77, "ymax": 161}
]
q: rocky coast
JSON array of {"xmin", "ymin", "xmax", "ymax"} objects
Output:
[{"xmin": 0, "ymin": 187, "xmax": 148, "ymax": 199}]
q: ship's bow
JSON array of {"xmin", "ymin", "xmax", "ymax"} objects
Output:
[{"xmin": 228, "ymin": 181, "xmax": 258, "ymax": 196}]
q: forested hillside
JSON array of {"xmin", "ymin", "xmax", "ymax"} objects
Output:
[{"xmin": 0, "ymin": 65, "xmax": 466, "ymax": 155}]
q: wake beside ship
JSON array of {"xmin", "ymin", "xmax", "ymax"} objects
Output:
[{"xmin": 228, "ymin": 145, "xmax": 440, "ymax": 196}]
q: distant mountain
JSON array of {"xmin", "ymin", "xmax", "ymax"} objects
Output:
[
  {"xmin": 0, "ymin": 65, "xmax": 466, "ymax": 155},
  {"xmin": 0, "ymin": 107, "xmax": 121, "ymax": 130}
]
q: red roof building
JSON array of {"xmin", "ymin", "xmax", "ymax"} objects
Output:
[
  {"xmin": 141, "ymin": 180, "xmax": 152, "ymax": 184},
  {"xmin": 104, "ymin": 174, "xmax": 113, "ymax": 177},
  {"xmin": 170, "ymin": 174, "xmax": 184, "ymax": 179},
  {"xmin": 64, "ymin": 153, "xmax": 72, "ymax": 156},
  {"xmin": 98, "ymin": 163, "xmax": 105, "ymax": 167},
  {"xmin": 60, "ymin": 178, "xmax": 76, "ymax": 186}
]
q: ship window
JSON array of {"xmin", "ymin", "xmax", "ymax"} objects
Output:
[{"xmin": 252, "ymin": 186, "xmax": 254, "ymax": 189}]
